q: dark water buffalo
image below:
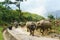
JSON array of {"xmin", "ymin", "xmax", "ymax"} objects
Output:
[
  {"xmin": 26, "ymin": 22, "xmax": 36, "ymax": 36},
  {"xmin": 36, "ymin": 20, "xmax": 52, "ymax": 35},
  {"xmin": 8, "ymin": 25, "xmax": 13, "ymax": 30}
]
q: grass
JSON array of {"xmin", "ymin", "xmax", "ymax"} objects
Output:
[
  {"xmin": 0, "ymin": 26, "xmax": 3, "ymax": 40},
  {"xmin": 55, "ymin": 26, "xmax": 60, "ymax": 34}
]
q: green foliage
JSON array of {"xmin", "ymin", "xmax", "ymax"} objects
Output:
[
  {"xmin": 0, "ymin": 27, "xmax": 3, "ymax": 40},
  {"xmin": 47, "ymin": 14, "xmax": 60, "ymax": 34},
  {"xmin": 22, "ymin": 12, "xmax": 45, "ymax": 21},
  {"xmin": 0, "ymin": 5, "xmax": 45, "ymax": 25},
  {"xmin": 48, "ymin": 14, "xmax": 55, "ymax": 25},
  {"xmin": 48, "ymin": 14, "xmax": 55, "ymax": 20}
]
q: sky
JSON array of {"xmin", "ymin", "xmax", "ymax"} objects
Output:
[{"xmin": 0, "ymin": 0, "xmax": 60, "ymax": 18}]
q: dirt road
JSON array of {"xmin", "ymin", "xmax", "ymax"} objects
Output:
[{"xmin": 9, "ymin": 27, "xmax": 59, "ymax": 40}]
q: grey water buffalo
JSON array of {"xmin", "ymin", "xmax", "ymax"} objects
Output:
[
  {"xmin": 26, "ymin": 21, "xmax": 36, "ymax": 36},
  {"xmin": 19, "ymin": 22, "xmax": 26, "ymax": 27},
  {"xmin": 36, "ymin": 20, "xmax": 52, "ymax": 35},
  {"xmin": 14, "ymin": 21, "xmax": 18, "ymax": 28}
]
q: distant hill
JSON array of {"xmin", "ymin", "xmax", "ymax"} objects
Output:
[{"xmin": 47, "ymin": 10, "xmax": 60, "ymax": 18}]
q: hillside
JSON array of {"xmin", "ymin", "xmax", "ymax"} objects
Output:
[
  {"xmin": 22, "ymin": 12, "xmax": 45, "ymax": 21},
  {"xmin": 0, "ymin": 5, "xmax": 45, "ymax": 25}
]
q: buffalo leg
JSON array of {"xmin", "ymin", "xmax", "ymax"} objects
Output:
[
  {"xmin": 30, "ymin": 30, "xmax": 32, "ymax": 35},
  {"xmin": 32, "ymin": 30, "xmax": 34, "ymax": 36}
]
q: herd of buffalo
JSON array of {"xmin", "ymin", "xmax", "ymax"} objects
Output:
[
  {"xmin": 3, "ymin": 19, "xmax": 54, "ymax": 36},
  {"xmin": 26, "ymin": 20, "xmax": 52, "ymax": 36}
]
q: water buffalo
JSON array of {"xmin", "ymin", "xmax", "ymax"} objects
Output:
[
  {"xmin": 36, "ymin": 20, "xmax": 52, "ymax": 35},
  {"xmin": 26, "ymin": 21, "xmax": 36, "ymax": 36},
  {"xmin": 8, "ymin": 25, "xmax": 12, "ymax": 30},
  {"xmin": 19, "ymin": 22, "xmax": 26, "ymax": 27},
  {"xmin": 14, "ymin": 21, "xmax": 18, "ymax": 28}
]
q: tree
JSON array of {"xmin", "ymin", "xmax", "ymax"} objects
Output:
[
  {"xmin": 0, "ymin": 0, "xmax": 12, "ymax": 10},
  {"xmin": 48, "ymin": 14, "xmax": 55, "ymax": 26},
  {"xmin": 48, "ymin": 14, "xmax": 55, "ymax": 20}
]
